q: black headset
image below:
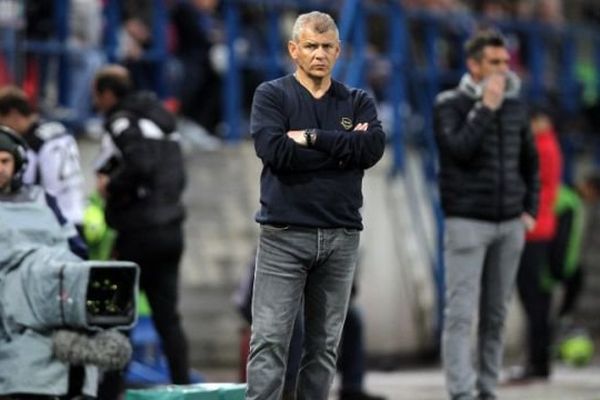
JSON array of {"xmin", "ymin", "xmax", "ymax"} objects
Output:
[{"xmin": 0, "ymin": 125, "xmax": 29, "ymax": 191}]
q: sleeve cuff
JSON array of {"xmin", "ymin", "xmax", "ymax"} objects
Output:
[{"xmin": 312, "ymin": 129, "xmax": 340, "ymax": 153}]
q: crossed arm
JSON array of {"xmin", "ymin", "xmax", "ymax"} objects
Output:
[{"xmin": 251, "ymin": 83, "xmax": 385, "ymax": 172}]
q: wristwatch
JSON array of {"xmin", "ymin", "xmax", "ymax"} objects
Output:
[{"xmin": 304, "ymin": 129, "xmax": 316, "ymax": 148}]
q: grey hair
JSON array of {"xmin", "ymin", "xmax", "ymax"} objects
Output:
[{"xmin": 291, "ymin": 11, "xmax": 339, "ymax": 42}]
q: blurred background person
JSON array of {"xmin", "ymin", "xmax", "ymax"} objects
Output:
[
  {"xmin": 0, "ymin": 85, "xmax": 85, "ymax": 230},
  {"xmin": 170, "ymin": 0, "xmax": 224, "ymax": 136},
  {"xmin": 511, "ymin": 107, "xmax": 563, "ymax": 383},
  {"xmin": 67, "ymin": 0, "xmax": 105, "ymax": 135},
  {"xmin": 511, "ymin": 172, "xmax": 600, "ymax": 382},
  {"xmin": 434, "ymin": 29, "xmax": 539, "ymax": 400},
  {"xmin": 92, "ymin": 64, "xmax": 189, "ymax": 399}
]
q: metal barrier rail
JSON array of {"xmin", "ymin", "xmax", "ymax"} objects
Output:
[
  {"xmin": 219, "ymin": 0, "xmax": 600, "ymax": 342},
  {"xmin": 3, "ymin": 0, "xmax": 600, "ymax": 343}
]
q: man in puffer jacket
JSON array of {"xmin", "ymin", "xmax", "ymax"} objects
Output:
[
  {"xmin": 434, "ymin": 30, "xmax": 539, "ymax": 400},
  {"xmin": 92, "ymin": 65, "xmax": 189, "ymax": 399}
]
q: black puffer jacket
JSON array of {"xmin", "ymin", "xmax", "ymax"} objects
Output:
[
  {"xmin": 434, "ymin": 76, "xmax": 539, "ymax": 221},
  {"xmin": 100, "ymin": 92, "xmax": 186, "ymax": 232}
]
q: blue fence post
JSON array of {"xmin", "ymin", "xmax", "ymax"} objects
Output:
[
  {"xmin": 594, "ymin": 34, "xmax": 600, "ymax": 169},
  {"xmin": 527, "ymin": 23, "xmax": 544, "ymax": 103},
  {"xmin": 422, "ymin": 13, "xmax": 446, "ymax": 343},
  {"xmin": 266, "ymin": 7, "xmax": 282, "ymax": 81},
  {"xmin": 388, "ymin": 2, "xmax": 406, "ymax": 174},
  {"xmin": 560, "ymin": 28, "xmax": 577, "ymax": 185},
  {"xmin": 336, "ymin": 0, "xmax": 359, "ymax": 46},
  {"xmin": 345, "ymin": 2, "xmax": 366, "ymax": 88},
  {"xmin": 0, "ymin": 2, "xmax": 24, "ymax": 83},
  {"xmin": 56, "ymin": 0, "xmax": 70, "ymax": 107},
  {"xmin": 151, "ymin": 0, "xmax": 168, "ymax": 99},
  {"xmin": 223, "ymin": 0, "xmax": 242, "ymax": 141},
  {"xmin": 421, "ymin": 16, "xmax": 440, "ymax": 162},
  {"xmin": 596, "ymin": 33, "xmax": 600, "ymax": 102},
  {"xmin": 103, "ymin": 0, "xmax": 120, "ymax": 63},
  {"xmin": 560, "ymin": 28, "xmax": 578, "ymax": 116},
  {"xmin": 333, "ymin": 0, "xmax": 359, "ymax": 81},
  {"xmin": 0, "ymin": 27, "xmax": 18, "ymax": 84}
]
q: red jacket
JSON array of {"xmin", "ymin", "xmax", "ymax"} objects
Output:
[{"xmin": 527, "ymin": 129, "xmax": 562, "ymax": 241}]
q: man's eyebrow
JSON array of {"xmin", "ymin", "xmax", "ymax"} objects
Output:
[{"xmin": 301, "ymin": 40, "xmax": 335, "ymax": 45}]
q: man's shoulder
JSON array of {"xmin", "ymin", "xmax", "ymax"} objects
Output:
[
  {"xmin": 1, "ymin": 185, "xmax": 45, "ymax": 204},
  {"xmin": 107, "ymin": 92, "xmax": 162, "ymax": 124},
  {"xmin": 105, "ymin": 112, "xmax": 134, "ymax": 138},
  {"xmin": 332, "ymin": 78, "xmax": 352, "ymax": 92},
  {"xmin": 332, "ymin": 79, "xmax": 361, "ymax": 101},
  {"xmin": 107, "ymin": 107, "xmax": 137, "ymax": 125},
  {"xmin": 435, "ymin": 88, "xmax": 463, "ymax": 106},
  {"xmin": 28, "ymin": 121, "xmax": 69, "ymax": 151},
  {"xmin": 258, "ymin": 75, "xmax": 293, "ymax": 93}
]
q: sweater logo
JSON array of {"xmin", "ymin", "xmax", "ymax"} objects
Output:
[{"xmin": 340, "ymin": 117, "xmax": 353, "ymax": 130}]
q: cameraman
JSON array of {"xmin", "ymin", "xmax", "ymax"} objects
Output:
[
  {"xmin": 0, "ymin": 126, "xmax": 86, "ymax": 259},
  {"xmin": 0, "ymin": 125, "xmax": 90, "ymax": 399}
]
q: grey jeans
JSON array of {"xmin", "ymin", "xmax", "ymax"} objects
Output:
[
  {"xmin": 245, "ymin": 225, "xmax": 360, "ymax": 400},
  {"xmin": 442, "ymin": 217, "xmax": 525, "ymax": 400}
]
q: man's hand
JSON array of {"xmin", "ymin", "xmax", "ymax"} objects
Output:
[
  {"xmin": 482, "ymin": 73, "xmax": 506, "ymax": 110},
  {"xmin": 287, "ymin": 130, "xmax": 307, "ymax": 146},
  {"xmin": 521, "ymin": 212, "xmax": 536, "ymax": 232},
  {"xmin": 97, "ymin": 173, "xmax": 110, "ymax": 199},
  {"xmin": 354, "ymin": 122, "xmax": 368, "ymax": 132}
]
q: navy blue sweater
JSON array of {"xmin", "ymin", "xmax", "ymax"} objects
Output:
[{"xmin": 251, "ymin": 75, "xmax": 385, "ymax": 229}]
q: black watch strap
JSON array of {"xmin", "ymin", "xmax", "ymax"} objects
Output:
[{"xmin": 304, "ymin": 129, "xmax": 314, "ymax": 148}]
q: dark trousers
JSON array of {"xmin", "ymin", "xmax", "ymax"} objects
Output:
[
  {"xmin": 284, "ymin": 302, "xmax": 365, "ymax": 398},
  {"xmin": 516, "ymin": 241, "xmax": 552, "ymax": 376},
  {"xmin": 98, "ymin": 223, "xmax": 190, "ymax": 399},
  {"xmin": 337, "ymin": 305, "xmax": 365, "ymax": 392}
]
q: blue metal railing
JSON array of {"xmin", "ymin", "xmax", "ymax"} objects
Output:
[
  {"xmin": 222, "ymin": 1, "xmax": 241, "ymax": 141},
  {"xmin": 0, "ymin": 0, "xmax": 169, "ymax": 112},
  {"xmin": 219, "ymin": 0, "xmax": 600, "ymax": 344},
  {"xmin": 3, "ymin": 1, "xmax": 599, "ymax": 143},
  {"xmin": 388, "ymin": 1, "xmax": 408, "ymax": 172},
  {"xmin": 5, "ymin": 0, "xmax": 600, "ymax": 345}
]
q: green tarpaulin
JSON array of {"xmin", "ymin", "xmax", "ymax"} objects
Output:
[{"xmin": 126, "ymin": 383, "xmax": 245, "ymax": 400}]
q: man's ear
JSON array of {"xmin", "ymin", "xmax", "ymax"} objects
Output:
[
  {"xmin": 288, "ymin": 40, "xmax": 298, "ymax": 61},
  {"xmin": 466, "ymin": 57, "xmax": 480, "ymax": 79},
  {"xmin": 333, "ymin": 41, "xmax": 341, "ymax": 60}
]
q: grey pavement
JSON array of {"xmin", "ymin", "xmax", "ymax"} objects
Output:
[
  {"xmin": 199, "ymin": 365, "xmax": 600, "ymax": 400},
  {"xmin": 77, "ymin": 136, "xmax": 600, "ymax": 400},
  {"xmin": 330, "ymin": 367, "xmax": 600, "ymax": 400}
]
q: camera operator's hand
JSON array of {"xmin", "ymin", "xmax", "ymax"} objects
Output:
[{"xmin": 482, "ymin": 73, "xmax": 506, "ymax": 111}]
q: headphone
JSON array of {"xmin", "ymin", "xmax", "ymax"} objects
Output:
[{"xmin": 0, "ymin": 125, "xmax": 29, "ymax": 191}]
